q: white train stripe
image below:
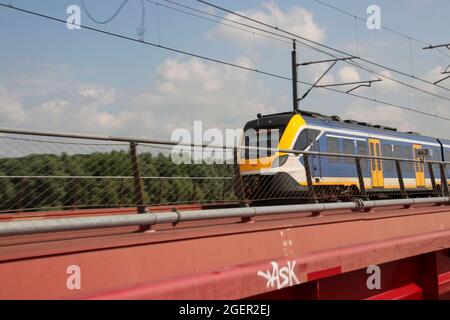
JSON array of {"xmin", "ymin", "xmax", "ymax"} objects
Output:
[
  {"xmin": 326, "ymin": 134, "xmax": 367, "ymax": 142},
  {"xmin": 306, "ymin": 125, "xmax": 441, "ymax": 147}
]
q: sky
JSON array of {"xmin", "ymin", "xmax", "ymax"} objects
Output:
[{"xmin": 0, "ymin": 0, "xmax": 450, "ymax": 141}]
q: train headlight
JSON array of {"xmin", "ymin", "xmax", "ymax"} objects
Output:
[{"xmin": 271, "ymin": 155, "xmax": 289, "ymax": 168}]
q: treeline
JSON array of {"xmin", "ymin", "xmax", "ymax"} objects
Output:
[{"xmin": 0, "ymin": 151, "xmax": 236, "ymax": 212}]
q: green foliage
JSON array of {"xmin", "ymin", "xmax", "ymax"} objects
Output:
[{"xmin": 0, "ymin": 151, "xmax": 235, "ymax": 212}]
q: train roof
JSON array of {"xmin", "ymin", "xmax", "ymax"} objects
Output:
[
  {"xmin": 251, "ymin": 110, "xmax": 442, "ymax": 145},
  {"xmin": 299, "ymin": 110, "xmax": 441, "ymax": 143}
]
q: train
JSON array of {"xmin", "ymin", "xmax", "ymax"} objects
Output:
[{"xmin": 238, "ymin": 110, "xmax": 450, "ymax": 201}]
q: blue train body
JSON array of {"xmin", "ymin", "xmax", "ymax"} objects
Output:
[{"xmin": 239, "ymin": 111, "xmax": 450, "ymax": 200}]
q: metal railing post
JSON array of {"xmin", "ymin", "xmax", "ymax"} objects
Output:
[
  {"xmin": 439, "ymin": 163, "xmax": 449, "ymax": 197},
  {"xmin": 303, "ymin": 154, "xmax": 316, "ymax": 199},
  {"xmin": 233, "ymin": 148, "xmax": 247, "ymax": 206},
  {"xmin": 396, "ymin": 160, "xmax": 407, "ymax": 198},
  {"xmin": 129, "ymin": 142, "xmax": 147, "ymax": 214},
  {"xmin": 427, "ymin": 163, "xmax": 438, "ymax": 195},
  {"xmin": 355, "ymin": 157, "xmax": 366, "ymax": 196}
]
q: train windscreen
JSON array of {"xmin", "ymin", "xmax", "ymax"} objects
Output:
[{"xmin": 243, "ymin": 127, "xmax": 286, "ymax": 159}]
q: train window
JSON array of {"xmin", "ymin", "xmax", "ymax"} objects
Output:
[
  {"xmin": 343, "ymin": 140, "xmax": 355, "ymax": 164},
  {"xmin": 393, "ymin": 145, "xmax": 402, "ymax": 158},
  {"xmin": 357, "ymin": 141, "xmax": 368, "ymax": 171},
  {"xmin": 243, "ymin": 128, "xmax": 283, "ymax": 159},
  {"xmin": 293, "ymin": 129, "xmax": 321, "ymax": 151},
  {"xmin": 403, "ymin": 147, "xmax": 413, "ymax": 173},
  {"xmin": 243, "ymin": 130, "xmax": 257, "ymax": 159},
  {"xmin": 257, "ymin": 129, "xmax": 281, "ymax": 158},
  {"xmin": 391, "ymin": 145, "xmax": 402, "ymax": 172},
  {"xmin": 445, "ymin": 151, "xmax": 450, "ymax": 161},
  {"xmin": 383, "ymin": 144, "xmax": 394, "ymax": 172},
  {"xmin": 433, "ymin": 149, "xmax": 442, "ymax": 162},
  {"xmin": 370, "ymin": 143, "xmax": 376, "ymax": 171},
  {"xmin": 327, "ymin": 137, "xmax": 340, "ymax": 163}
]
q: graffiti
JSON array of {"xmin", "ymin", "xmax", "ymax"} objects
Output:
[{"xmin": 257, "ymin": 261, "xmax": 300, "ymax": 290}]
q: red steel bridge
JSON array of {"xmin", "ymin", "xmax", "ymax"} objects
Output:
[{"xmin": 0, "ymin": 128, "xmax": 449, "ymax": 300}]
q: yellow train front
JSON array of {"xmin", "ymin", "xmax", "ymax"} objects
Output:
[{"xmin": 238, "ymin": 110, "xmax": 450, "ymax": 202}]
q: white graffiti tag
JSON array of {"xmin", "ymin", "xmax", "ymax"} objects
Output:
[{"xmin": 257, "ymin": 261, "xmax": 300, "ymax": 290}]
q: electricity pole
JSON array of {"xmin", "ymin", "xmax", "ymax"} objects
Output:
[{"xmin": 291, "ymin": 40, "xmax": 298, "ymax": 113}]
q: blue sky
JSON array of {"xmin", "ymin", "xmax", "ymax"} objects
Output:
[{"xmin": 0, "ymin": 0, "xmax": 449, "ymax": 139}]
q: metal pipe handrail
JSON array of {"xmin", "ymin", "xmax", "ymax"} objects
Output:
[
  {"xmin": 1, "ymin": 127, "xmax": 449, "ymax": 164},
  {"xmin": 0, "ymin": 175, "xmax": 232, "ymax": 180},
  {"xmin": 0, "ymin": 197, "xmax": 448, "ymax": 237}
]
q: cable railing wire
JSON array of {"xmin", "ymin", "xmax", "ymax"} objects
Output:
[{"xmin": 0, "ymin": 127, "xmax": 449, "ymax": 214}]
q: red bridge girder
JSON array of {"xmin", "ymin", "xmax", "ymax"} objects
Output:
[{"xmin": 0, "ymin": 204, "xmax": 449, "ymax": 300}]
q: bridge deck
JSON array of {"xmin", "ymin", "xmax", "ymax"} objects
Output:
[{"xmin": 0, "ymin": 203, "xmax": 449, "ymax": 300}]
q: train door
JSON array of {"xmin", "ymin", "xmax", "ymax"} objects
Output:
[
  {"xmin": 310, "ymin": 139, "xmax": 321, "ymax": 178},
  {"xmin": 368, "ymin": 139, "xmax": 384, "ymax": 188},
  {"xmin": 413, "ymin": 144, "xmax": 426, "ymax": 187}
]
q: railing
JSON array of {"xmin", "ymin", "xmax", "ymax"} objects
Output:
[
  {"xmin": 0, "ymin": 127, "xmax": 449, "ymax": 214},
  {"xmin": 0, "ymin": 129, "xmax": 237, "ymax": 213},
  {"xmin": 240, "ymin": 149, "xmax": 450, "ymax": 202}
]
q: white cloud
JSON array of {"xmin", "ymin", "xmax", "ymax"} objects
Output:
[
  {"xmin": 208, "ymin": 2, "xmax": 325, "ymax": 46},
  {"xmin": 424, "ymin": 65, "xmax": 446, "ymax": 82},
  {"xmin": 79, "ymin": 87, "xmax": 116, "ymax": 106},
  {"xmin": 0, "ymin": 57, "xmax": 277, "ymax": 139},
  {"xmin": 0, "ymin": 87, "xmax": 27, "ymax": 125},
  {"xmin": 338, "ymin": 66, "xmax": 361, "ymax": 83},
  {"xmin": 131, "ymin": 57, "xmax": 276, "ymax": 135},
  {"xmin": 376, "ymin": 70, "xmax": 402, "ymax": 91}
]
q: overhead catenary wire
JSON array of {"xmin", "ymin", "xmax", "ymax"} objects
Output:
[
  {"xmin": 82, "ymin": 0, "xmax": 147, "ymax": 41},
  {"xmin": 137, "ymin": 0, "xmax": 146, "ymax": 41},
  {"xmin": 353, "ymin": 15, "xmax": 360, "ymax": 58},
  {"xmin": 80, "ymin": 0, "xmax": 130, "ymax": 24},
  {"xmin": 153, "ymin": 0, "xmax": 450, "ymax": 104},
  {"xmin": 1, "ymin": 2, "xmax": 450, "ymax": 121},
  {"xmin": 0, "ymin": 3, "xmax": 288, "ymax": 80},
  {"xmin": 155, "ymin": 2, "xmax": 161, "ymax": 45},
  {"xmin": 312, "ymin": 0, "xmax": 450, "ymax": 59},
  {"xmin": 144, "ymin": 0, "xmax": 291, "ymax": 45},
  {"xmin": 194, "ymin": 0, "xmax": 450, "ymax": 94}
]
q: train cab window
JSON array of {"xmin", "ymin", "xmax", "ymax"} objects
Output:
[
  {"xmin": 357, "ymin": 141, "xmax": 368, "ymax": 171},
  {"xmin": 257, "ymin": 129, "xmax": 281, "ymax": 158},
  {"xmin": 403, "ymin": 147, "xmax": 413, "ymax": 173},
  {"xmin": 343, "ymin": 140, "xmax": 355, "ymax": 164},
  {"xmin": 327, "ymin": 137, "xmax": 340, "ymax": 163},
  {"xmin": 243, "ymin": 130, "xmax": 257, "ymax": 159},
  {"xmin": 293, "ymin": 129, "xmax": 321, "ymax": 151},
  {"xmin": 243, "ymin": 128, "xmax": 284, "ymax": 159}
]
